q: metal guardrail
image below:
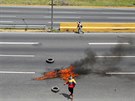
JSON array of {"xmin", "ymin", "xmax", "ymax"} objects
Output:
[{"xmin": 0, "ymin": 24, "xmax": 46, "ymax": 30}]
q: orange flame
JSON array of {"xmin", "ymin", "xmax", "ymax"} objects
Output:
[{"xmin": 34, "ymin": 65, "xmax": 78, "ymax": 81}]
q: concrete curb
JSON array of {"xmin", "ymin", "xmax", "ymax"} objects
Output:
[{"xmin": 60, "ymin": 22, "xmax": 135, "ymax": 33}]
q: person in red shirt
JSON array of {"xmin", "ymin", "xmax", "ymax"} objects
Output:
[{"xmin": 64, "ymin": 76, "xmax": 77, "ymax": 98}]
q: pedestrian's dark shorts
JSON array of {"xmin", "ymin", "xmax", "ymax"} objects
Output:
[{"xmin": 68, "ymin": 87, "xmax": 73, "ymax": 95}]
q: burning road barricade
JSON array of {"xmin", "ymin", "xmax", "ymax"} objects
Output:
[
  {"xmin": 34, "ymin": 65, "xmax": 79, "ymax": 81},
  {"xmin": 34, "ymin": 44, "xmax": 132, "ymax": 81}
]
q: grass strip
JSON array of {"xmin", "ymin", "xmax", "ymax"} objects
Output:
[{"xmin": 0, "ymin": 0, "xmax": 135, "ymax": 6}]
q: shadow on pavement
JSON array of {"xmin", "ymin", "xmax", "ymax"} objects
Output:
[{"xmin": 59, "ymin": 93, "xmax": 71, "ymax": 100}]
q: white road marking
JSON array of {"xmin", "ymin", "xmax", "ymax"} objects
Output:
[
  {"xmin": 77, "ymin": 12, "xmax": 135, "ymax": 15},
  {"xmin": 0, "ymin": 16, "xmax": 16, "ymax": 18},
  {"xmin": 0, "ymin": 42, "xmax": 39, "ymax": 45},
  {"xmin": 57, "ymin": 17, "xmax": 80, "ymax": 19},
  {"xmin": 0, "ymin": 11, "xmax": 20, "ymax": 13},
  {"xmin": 82, "ymin": 16, "xmax": 107, "ymax": 19},
  {"xmin": 83, "ymin": 16, "xmax": 135, "ymax": 19},
  {"xmin": 95, "ymin": 56, "xmax": 135, "ymax": 58},
  {"xmin": 106, "ymin": 72, "xmax": 135, "ymax": 75},
  {"xmin": 88, "ymin": 42, "xmax": 130, "ymax": 45},
  {"xmin": 0, "ymin": 21, "xmax": 13, "ymax": 23},
  {"xmin": 108, "ymin": 17, "xmax": 135, "ymax": 19},
  {"xmin": 0, "ymin": 55, "xmax": 35, "ymax": 57},
  {"xmin": 102, "ymin": 12, "xmax": 135, "ymax": 15},
  {"xmin": 0, "ymin": 71, "xmax": 35, "ymax": 74}
]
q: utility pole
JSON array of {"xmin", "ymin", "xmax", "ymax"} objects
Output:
[
  {"xmin": 51, "ymin": 0, "xmax": 54, "ymax": 31},
  {"xmin": 22, "ymin": 19, "xmax": 28, "ymax": 31}
]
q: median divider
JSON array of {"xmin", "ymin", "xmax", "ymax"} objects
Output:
[{"xmin": 60, "ymin": 22, "xmax": 135, "ymax": 32}]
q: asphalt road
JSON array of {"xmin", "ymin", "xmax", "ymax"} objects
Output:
[
  {"xmin": 0, "ymin": 6, "xmax": 135, "ymax": 29},
  {"xmin": 0, "ymin": 32, "xmax": 135, "ymax": 101}
]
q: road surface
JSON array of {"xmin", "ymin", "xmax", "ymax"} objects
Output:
[
  {"xmin": 0, "ymin": 6, "xmax": 135, "ymax": 29},
  {"xmin": 0, "ymin": 32, "xmax": 135, "ymax": 101}
]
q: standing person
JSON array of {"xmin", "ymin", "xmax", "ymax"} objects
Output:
[
  {"xmin": 64, "ymin": 76, "xmax": 77, "ymax": 98},
  {"xmin": 77, "ymin": 22, "xmax": 83, "ymax": 34}
]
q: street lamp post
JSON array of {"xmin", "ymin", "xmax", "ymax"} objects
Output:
[{"xmin": 51, "ymin": 0, "xmax": 54, "ymax": 31}]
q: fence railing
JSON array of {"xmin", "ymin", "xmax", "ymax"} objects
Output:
[{"xmin": 0, "ymin": 24, "xmax": 46, "ymax": 30}]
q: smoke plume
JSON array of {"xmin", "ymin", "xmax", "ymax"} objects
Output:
[
  {"xmin": 72, "ymin": 44, "xmax": 130, "ymax": 78},
  {"xmin": 72, "ymin": 49, "xmax": 96, "ymax": 75}
]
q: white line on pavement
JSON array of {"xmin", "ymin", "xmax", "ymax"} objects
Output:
[
  {"xmin": 0, "ymin": 11, "xmax": 20, "ymax": 13},
  {"xmin": 58, "ymin": 17, "xmax": 80, "ymax": 19},
  {"xmin": 108, "ymin": 17, "xmax": 135, "ymax": 19},
  {"xmin": 106, "ymin": 72, "xmax": 135, "ymax": 75},
  {"xmin": 88, "ymin": 42, "xmax": 130, "ymax": 45},
  {"xmin": 77, "ymin": 12, "xmax": 135, "ymax": 15},
  {"xmin": 0, "ymin": 42, "xmax": 39, "ymax": 45},
  {"xmin": 95, "ymin": 56, "xmax": 135, "ymax": 58},
  {"xmin": 82, "ymin": 16, "xmax": 107, "ymax": 19},
  {"xmin": 0, "ymin": 21, "xmax": 14, "ymax": 23},
  {"xmin": 0, "ymin": 55, "xmax": 35, "ymax": 57},
  {"xmin": 0, "ymin": 16, "xmax": 16, "ymax": 18},
  {"xmin": 0, "ymin": 71, "xmax": 35, "ymax": 74}
]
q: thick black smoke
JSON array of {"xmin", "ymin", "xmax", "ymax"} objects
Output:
[
  {"xmin": 71, "ymin": 36, "xmax": 135, "ymax": 80},
  {"xmin": 94, "ymin": 45, "xmax": 126, "ymax": 76},
  {"xmin": 72, "ymin": 49, "xmax": 96, "ymax": 75},
  {"xmin": 72, "ymin": 45, "xmax": 125, "ymax": 76},
  {"xmin": 71, "ymin": 44, "xmax": 133, "ymax": 79}
]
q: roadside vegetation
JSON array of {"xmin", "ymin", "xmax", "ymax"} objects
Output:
[{"xmin": 0, "ymin": 0, "xmax": 135, "ymax": 6}]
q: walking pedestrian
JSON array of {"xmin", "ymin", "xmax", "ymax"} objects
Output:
[
  {"xmin": 64, "ymin": 76, "xmax": 77, "ymax": 98},
  {"xmin": 77, "ymin": 22, "xmax": 84, "ymax": 34}
]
